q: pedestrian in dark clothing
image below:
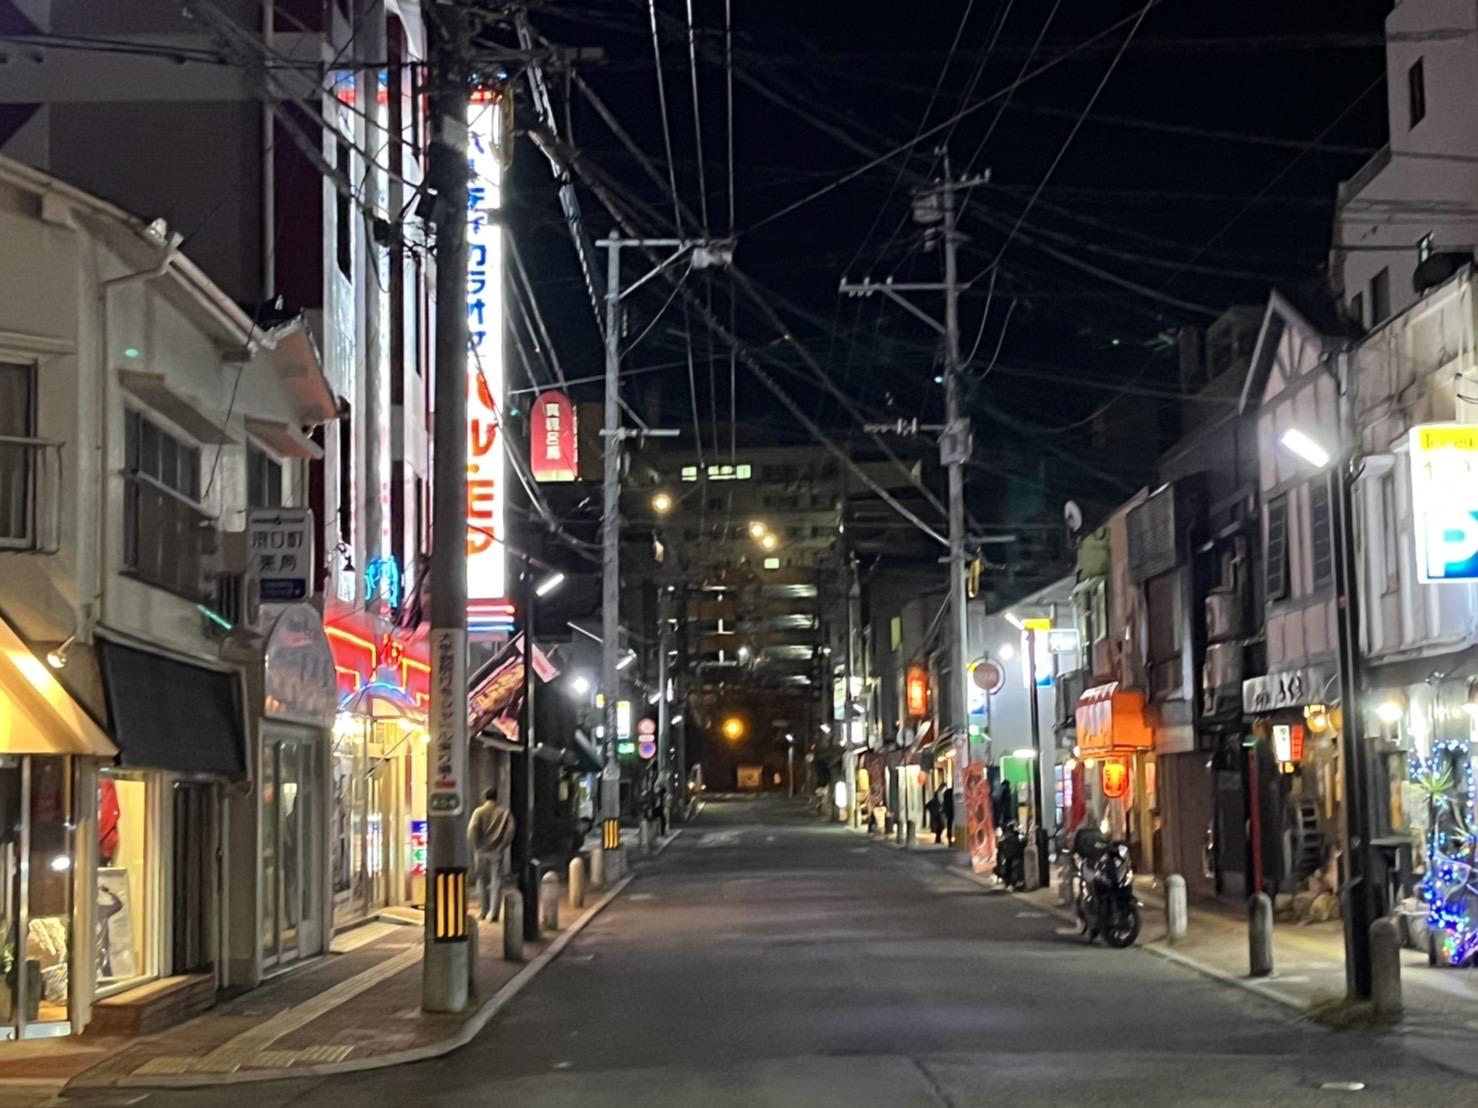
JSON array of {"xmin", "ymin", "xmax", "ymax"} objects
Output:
[
  {"xmin": 926, "ymin": 792, "xmax": 944, "ymax": 844},
  {"xmin": 941, "ymin": 786, "xmax": 955, "ymax": 843}
]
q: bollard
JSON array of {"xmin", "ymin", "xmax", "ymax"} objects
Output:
[
  {"xmin": 905, "ymin": 821, "xmax": 917, "ymax": 849},
  {"xmin": 466, "ymin": 911, "xmax": 479, "ymax": 996},
  {"xmin": 590, "ymin": 843, "xmax": 606, "ymax": 889},
  {"xmin": 1022, "ymin": 842, "xmax": 1041, "ymax": 891},
  {"xmin": 608, "ymin": 847, "xmax": 625, "ymax": 882},
  {"xmin": 639, "ymin": 819, "xmax": 654, "ymax": 855},
  {"xmin": 502, "ymin": 889, "xmax": 525, "ymax": 962},
  {"xmin": 569, "ymin": 856, "xmax": 588, "ymax": 910},
  {"xmin": 1371, "ymin": 917, "xmax": 1403, "ymax": 1018},
  {"xmin": 540, "ymin": 871, "xmax": 561, "ymax": 932},
  {"xmin": 1166, "ymin": 874, "xmax": 1188, "ymax": 944},
  {"xmin": 1248, "ymin": 892, "xmax": 1274, "ymax": 978},
  {"xmin": 894, "ymin": 820, "xmax": 904, "ymax": 845}
]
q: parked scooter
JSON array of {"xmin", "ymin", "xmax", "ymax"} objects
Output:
[
  {"xmin": 995, "ymin": 821, "xmax": 1026, "ymax": 891},
  {"xmin": 1072, "ymin": 828, "xmax": 1141, "ymax": 948}
]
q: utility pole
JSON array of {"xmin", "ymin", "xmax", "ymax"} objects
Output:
[
  {"xmin": 423, "ymin": 2, "xmax": 471, "ymax": 1014},
  {"xmin": 598, "ymin": 236, "xmax": 730, "ymax": 823},
  {"xmin": 841, "ymin": 158, "xmax": 986, "ymax": 781},
  {"xmin": 657, "ymin": 608, "xmax": 670, "ymax": 799},
  {"xmin": 514, "ymin": 558, "xmax": 539, "ymax": 938}
]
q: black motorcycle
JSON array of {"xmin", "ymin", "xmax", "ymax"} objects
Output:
[
  {"xmin": 1072, "ymin": 828, "xmax": 1141, "ymax": 948},
  {"xmin": 995, "ymin": 821, "xmax": 1026, "ymax": 891}
]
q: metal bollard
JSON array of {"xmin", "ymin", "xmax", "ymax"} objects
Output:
[
  {"xmin": 1248, "ymin": 892, "xmax": 1274, "ymax": 978},
  {"xmin": 1371, "ymin": 917, "xmax": 1403, "ymax": 1018},
  {"xmin": 639, "ymin": 819, "xmax": 654, "ymax": 855},
  {"xmin": 894, "ymin": 819, "xmax": 904, "ymax": 845},
  {"xmin": 502, "ymin": 890, "xmax": 524, "ymax": 962},
  {"xmin": 1022, "ymin": 843, "xmax": 1041, "ymax": 891},
  {"xmin": 1166, "ymin": 874, "xmax": 1188, "ymax": 944},
  {"xmin": 905, "ymin": 821, "xmax": 917, "ymax": 848},
  {"xmin": 466, "ymin": 911, "xmax": 479, "ymax": 995},
  {"xmin": 540, "ymin": 871, "xmax": 561, "ymax": 932},
  {"xmin": 569, "ymin": 856, "xmax": 588, "ymax": 910},
  {"xmin": 590, "ymin": 843, "xmax": 606, "ymax": 888}
]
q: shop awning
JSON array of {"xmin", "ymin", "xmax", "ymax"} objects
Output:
[
  {"xmin": 0, "ymin": 616, "xmax": 116, "ymax": 758},
  {"xmin": 1075, "ymin": 682, "xmax": 1153, "ymax": 757},
  {"xmin": 98, "ymin": 640, "xmax": 245, "ymax": 776}
]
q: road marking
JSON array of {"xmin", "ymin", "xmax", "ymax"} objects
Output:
[
  {"xmin": 628, "ymin": 893, "xmax": 656, "ymax": 901},
  {"xmin": 1015, "ymin": 910, "xmax": 1048, "ymax": 919}
]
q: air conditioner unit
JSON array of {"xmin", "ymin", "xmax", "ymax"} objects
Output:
[
  {"xmin": 1205, "ymin": 589, "xmax": 1244, "ymax": 643},
  {"xmin": 212, "ymin": 572, "xmax": 260, "ymax": 630},
  {"xmin": 1202, "ymin": 640, "xmax": 1243, "ymax": 717}
]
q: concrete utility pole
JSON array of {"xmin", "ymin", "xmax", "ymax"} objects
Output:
[
  {"xmin": 423, "ymin": 2, "xmax": 471, "ymax": 1013},
  {"xmin": 840, "ymin": 158, "xmax": 987, "ymax": 772},
  {"xmin": 597, "ymin": 236, "xmax": 729, "ymax": 821}
]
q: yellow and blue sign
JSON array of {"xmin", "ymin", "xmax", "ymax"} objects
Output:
[{"xmin": 1411, "ymin": 424, "xmax": 1478, "ymax": 583}]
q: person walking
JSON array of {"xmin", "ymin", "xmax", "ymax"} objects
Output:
[
  {"xmin": 941, "ymin": 785, "xmax": 955, "ymax": 845},
  {"xmin": 926, "ymin": 790, "xmax": 944, "ymax": 844},
  {"xmin": 467, "ymin": 787, "xmax": 514, "ymax": 922}
]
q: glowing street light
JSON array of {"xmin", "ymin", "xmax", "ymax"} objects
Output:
[
  {"xmin": 748, "ymin": 521, "xmax": 767, "ymax": 540},
  {"xmin": 652, "ymin": 491, "xmax": 673, "ymax": 514},
  {"xmin": 570, "ymin": 674, "xmax": 592, "ymax": 697},
  {"xmin": 1280, "ymin": 428, "xmax": 1331, "ymax": 469},
  {"xmin": 722, "ymin": 716, "xmax": 745, "ymax": 741},
  {"xmin": 760, "ymin": 532, "xmax": 779, "ymax": 551},
  {"xmin": 535, "ymin": 572, "xmax": 566, "ymax": 597}
]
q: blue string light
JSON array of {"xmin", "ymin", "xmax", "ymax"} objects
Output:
[{"xmin": 1409, "ymin": 738, "xmax": 1477, "ymax": 965}]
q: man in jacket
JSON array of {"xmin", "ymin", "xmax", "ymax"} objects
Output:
[{"xmin": 467, "ymin": 787, "xmax": 515, "ymax": 921}]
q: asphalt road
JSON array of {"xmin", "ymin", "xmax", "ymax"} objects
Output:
[{"xmin": 67, "ymin": 797, "xmax": 1478, "ymax": 1107}]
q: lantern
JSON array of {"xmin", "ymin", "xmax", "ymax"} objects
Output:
[
  {"xmin": 906, "ymin": 665, "xmax": 929, "ymax": 719},
  {"xmin": 1101, "ymin": 758, "xmax": 1130, "ymax": 800}
]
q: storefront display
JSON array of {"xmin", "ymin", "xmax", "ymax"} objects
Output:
[{"xmin": 95, "ymin": 773, "xmax": 152, "ymax": 995}]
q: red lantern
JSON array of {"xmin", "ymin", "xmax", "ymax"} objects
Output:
[
  {"xmin": 906, "ymin": 665, "xmax": 929, "ymax": 719},
  {"xmin": 1101, "ymin": 758, "xmax": 1131, "ymax": 800}
]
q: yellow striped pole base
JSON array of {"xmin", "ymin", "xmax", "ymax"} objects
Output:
[{"xmin": 432, "ymin": 867, "xmax": 469, "ymax": 942}]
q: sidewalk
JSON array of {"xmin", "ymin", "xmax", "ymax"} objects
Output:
[
  {"xmin": 862, "ymin": 822, "xmax": 1478, "ymax": 1030},
  {"xmin": 0, "ymin": 834, "xmax": 677, "ymax": 1095}
]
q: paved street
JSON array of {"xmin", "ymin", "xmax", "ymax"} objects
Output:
[{"xmin": 75, "ymin": 798, "xmax": 1478, "ymax": 1107}]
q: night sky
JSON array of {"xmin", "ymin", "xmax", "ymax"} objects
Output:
[{"xmin": 502, "ymin": 0, "xmax": 1393, "ymax": 525}]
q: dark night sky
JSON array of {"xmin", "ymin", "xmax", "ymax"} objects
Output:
[{"xmin": 502, "ymin": 0, "xmax": 1394, "ymax": 522}]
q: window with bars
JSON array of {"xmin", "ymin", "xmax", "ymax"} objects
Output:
[
  {"xmin": 124, "ymin": 410, "xmax": 209, "ymax": 598},
  {"xmin": 247, "ymin": 447, "xmax": 283, "ymax": 509},
  {"xmin": 1309, "ymin": 481, "xmax": 1333, "ymax": 586},
  {"xmin": 0, "ymin": 362, "xmax": 36, "ymax": 546},
  {"xmin": 1266, "ymin": 495, "xmax": 1290, "ymax": 601}
]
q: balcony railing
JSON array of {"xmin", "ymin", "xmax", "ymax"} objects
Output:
[
  {"xmin": 0, "ymin": 434, "xmax": 63, "ymax": 553},
  {"xmin": 123, "ymin": 471, "xmax": 214, "ymax": 600}
]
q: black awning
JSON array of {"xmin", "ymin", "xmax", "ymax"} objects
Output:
[{"xmin": 98, "ymin": 640, "xmax": 246, "ymax": 777}]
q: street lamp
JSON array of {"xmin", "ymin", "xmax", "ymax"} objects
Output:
[
  {"xmin": 760, "ymin": 532, "xmax": 779, "ymax": 552},
  {"xmin": 748, "ymin": 521, "xmax": 767, "ymax": 540},
  {"xmin": 570, "ymin": 674, "xmax": 592, "ymax": 698},
  {"xmin": 1278, "ymin": 410, "xmax": 1379, "ymax": 1001},
  {"xmin": 652, "ymin": 491, "xmax": 673, "ymax": 514},
  {"xmin": 535, "ymin": 571, "xmax": 565, "ymax": 597}
]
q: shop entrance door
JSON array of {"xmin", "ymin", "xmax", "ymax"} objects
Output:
[
  {"xmin": 262, "ymin": 735, "xmax": 322, "ymax": 970},
  {"xmin": 171, "ymin": 782, "xmax": 216, "ymax": 975}
]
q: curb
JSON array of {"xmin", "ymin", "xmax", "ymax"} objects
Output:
[
  {"xmin": 107, "ymin": 872, "xmax": 639, "ymax": 1090},
  {"xmin": 1140, "ymin": 939, "xmax": 1307, "ymax": 1012}
]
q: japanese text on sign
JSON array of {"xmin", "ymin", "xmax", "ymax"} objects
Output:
[{"xmin": 247, "ymin": 508, "xmax": 314, "ymax": 603}]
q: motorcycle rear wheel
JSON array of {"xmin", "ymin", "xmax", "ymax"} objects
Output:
[{"xmin": 1104, "ymin": 904, "xmax": 1141, "ymax": 948}]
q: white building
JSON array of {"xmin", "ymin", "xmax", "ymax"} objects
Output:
[
  {"xmin": 1333, "ymin": 0, "xmax": 1478, "ymax": 330},
  {"xmin": 0, "ymin": 154, "xmax": 337, "ymax": 1037}
]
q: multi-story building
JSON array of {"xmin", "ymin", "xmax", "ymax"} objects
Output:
[
  {"xmin": 1332, "ymin": 0, "xmax": 1478, "ymax": 331},
  {"xmin": 0, "ymin": 155, "xmax": 337, "ymax": 1037},
  {"xmin": 0, "ymin": 0, "xmax": 448, "ymax": 1006}
]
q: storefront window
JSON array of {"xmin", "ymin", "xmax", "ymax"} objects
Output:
[
  {"xmin": 96, "ymin": 773, "xmax": 152, "ymax": 995},
  {"xmin": 27, "ymin": 757, "xmax": 72, "ymax": 1027}
]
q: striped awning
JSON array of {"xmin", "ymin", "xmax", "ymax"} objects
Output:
[{"xmin": 1075, "ymin": 681, "xmax": 1152, "ymax": 756}]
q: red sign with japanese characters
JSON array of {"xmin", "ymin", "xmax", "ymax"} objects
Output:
[{"xmin": 531, "ymin": 390, "xmax": 578, "ymax": 482}]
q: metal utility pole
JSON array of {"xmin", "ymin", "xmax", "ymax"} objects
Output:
[
  {"xmin": 657, "ymin": 611, "xmax": 671, "ymax": 797},
  {"xmin": 514, "ymin": 560, "xmax": 539, "ymax": 938},
  {"xmin": 840, "ymin": 158, "xmax": 985, "ymax": 779},
  {"xmin": 423, "ymin": 2, "xmax": 471, "ymax": 1014},
  {"xmin": 598, "ymin": 236, "xmax": 729, "ymax": 823},
  {"xmin": 1025, "ymin": 627, "xmax": 1050, "ymax": 889}
]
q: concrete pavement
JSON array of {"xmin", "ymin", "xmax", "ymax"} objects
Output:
[{"xmin": 50, "ymin": 796, "xmax": 1478, "ymax": 1107}]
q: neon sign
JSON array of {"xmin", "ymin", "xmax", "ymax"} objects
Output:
[{"xmin": 467, "ymin": 91, "xmax": 510, "ymax": 634}]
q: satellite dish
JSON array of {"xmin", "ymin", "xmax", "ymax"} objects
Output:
[{"xmin": 1064, "ymin": 500, "xmax": 1083, "ymax": 534}]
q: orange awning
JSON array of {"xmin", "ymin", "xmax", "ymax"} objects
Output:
[{"xmin": 1075, "ymin": 682, "xmax": 1152, "ymax": 756}]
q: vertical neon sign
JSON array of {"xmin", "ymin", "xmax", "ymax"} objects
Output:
[{"xmin": 466, "ymin": 92, "xmax": 512, "ymax": 635}]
